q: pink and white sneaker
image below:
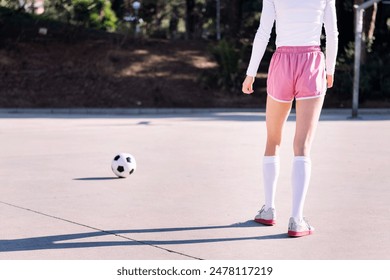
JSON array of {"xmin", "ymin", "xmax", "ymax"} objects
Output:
[
  {"xmin": 254, "ymin": 205, "xmax": 276, "ymax": 226},
  {"xmin": 288, "ymin": 217, "xmax": 315, "ymax": 237}
]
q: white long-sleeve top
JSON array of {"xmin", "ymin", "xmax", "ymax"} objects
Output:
[{"xmin": 246, "ymin": 0, "xmax": 339, "ymax": 77}]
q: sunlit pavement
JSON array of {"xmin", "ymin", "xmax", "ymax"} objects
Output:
[{"xmin": 1, "ymin": 109, "xmax": 389, "ymax": 260}]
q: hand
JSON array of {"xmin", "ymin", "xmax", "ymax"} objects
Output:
[
  {"xmin": 326, "ymin": 74, "xmax": 334, "ymax": 88},
  {"xmin": 242, "ymin": 75, "xmax": 255, "ymax": 94}
]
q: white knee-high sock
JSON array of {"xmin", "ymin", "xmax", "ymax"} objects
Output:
[
  {"xmin": 263, "ymin": 156, "xmax": 280, "ymax": 210},
  {"xmin": 291, "ymin": 156, "xmax": 312, "ymax": 221}
]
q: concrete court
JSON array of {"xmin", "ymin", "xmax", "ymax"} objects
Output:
[{"xmin": 0, "ymin": 110, "xmax": 389, "ymax": 260}]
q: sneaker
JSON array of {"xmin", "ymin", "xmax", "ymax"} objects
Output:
[
  {"xmin": 288, "ymin": 217, "xmax": 315, "ymax": 237},
  {"xmin": 254, "ymin": 205, "xmax": 276, "ymax": 225}
]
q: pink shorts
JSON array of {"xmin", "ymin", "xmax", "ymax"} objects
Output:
[{"xmin": 267, "ymin": 46, "xmax": 327, "ymax": 103}]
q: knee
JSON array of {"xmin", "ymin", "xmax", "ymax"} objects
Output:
[{"xmin": 293, "ymin": 142, "xmax": 310, "ymax": 156}]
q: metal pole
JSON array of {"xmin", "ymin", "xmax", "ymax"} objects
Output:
[
  {"xmin": 351, "ymin": 0, "xmax": 382, "ymax": 118},
  {"xmin": 31, "ymin": 0, "xmax": 35, "ymax": 14},
  {"xmin": 132, "ymin": 1, "xmax": 141, "ymax": 38},
  {"xmin": 352, "ymin": 7, "xmax": 364, "ymax": 119},
  {"xmin": 216, "ymin": 0, "xmax": 221, "ymax": 40},
  {"xmin": 134, "ymin": 9, "xmax": 139, "ymax": 38}
]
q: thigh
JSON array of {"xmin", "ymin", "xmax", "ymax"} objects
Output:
[{"xmin": 265, "ymin": 95, "xmax": 292, "ymax": 156}]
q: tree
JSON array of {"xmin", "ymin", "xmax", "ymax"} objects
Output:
[
  {"xmin": 185, "ymin": 0, "xmax": 195, "ymax": 39},
  {"xmin": 225, "ymin": 0, "xmax": 243, "ymax": 38},
  {"xmin": 354, "ymin": 0, "xmax": 378, "ymax": 64}
]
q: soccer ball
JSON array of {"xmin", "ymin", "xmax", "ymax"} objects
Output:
[{"xmin": 111, "ymin": 153, "xmax": 136, "ymax": 178}]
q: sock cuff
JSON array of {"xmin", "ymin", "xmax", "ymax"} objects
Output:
[
  {"xmin": 263, "ymin": 155, "xmax": 280, "ymax": 164},
  {"xmin": 293, "ymin": 156, "xmax": 311, "ymax": 163}
]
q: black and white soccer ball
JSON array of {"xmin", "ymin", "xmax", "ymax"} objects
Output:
[{"xmin": 111, "ymin": 153, "xmax": 136, "ymax": 178}]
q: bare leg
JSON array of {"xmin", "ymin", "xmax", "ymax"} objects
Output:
[
  {"xmin": 293, "ymin": 96, "xmax": 325, "ymax": 156},
  {"xmin": 264, "ymin": 96, "xmax": 292, "ymax": 156},
  {"xmin": 291, "ymin": 96, "xmax": 325, "ymax": 221},
  {"xmin": 260, "ymin": 96, "xmax": 292, "ymax": 212}
]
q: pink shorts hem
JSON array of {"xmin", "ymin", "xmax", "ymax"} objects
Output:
[
  {"xmin": 295, "ymin": 93, "xmax": 326, "ymax": 101},
  {"xmin": 267, "ymin": 92, "xmax": 326, "ymax": 103},
  {"xmin": 267, "ymin": 93, "xmax": 293, "ymax": 103}
]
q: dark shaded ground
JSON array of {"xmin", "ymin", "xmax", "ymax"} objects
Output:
[{"xmin": 0, "ymin": 36, "xmax": 270, "ymax": 108}]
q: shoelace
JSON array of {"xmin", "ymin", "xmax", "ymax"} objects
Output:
[
  {"xmin": 303, "ymin": 218, "xmax": 312, "ymax": 229},
  {"xmin": 258, "ymin": 206, "xmax": 266, "ymax": 214}
]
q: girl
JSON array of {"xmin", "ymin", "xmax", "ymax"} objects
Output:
[{"xmin": 242, "ymin": 0, "xmax": 338, "ymax": 237}]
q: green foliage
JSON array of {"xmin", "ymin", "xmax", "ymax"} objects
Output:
[
  {"xmin": 333, "ymin": 41, "xmax": 390, "ymax": 104},
  {"xmin": 205, "ymin": 39, "xmax": 242, "ymax": 92},
  {"xmin": 42, "ymin": 0, "xmax": 73, "ymax": 23},
  {"xmin": 72, "ymin": 0, "xmax": 91, "ymax": 24},
  {"xmin": 41, "ymin": 0, "xmax": 117, "ymax": 31},
  {"xmin": 0, "ymin": 0, "xmax": 20, "ymax": 9},
  {"xmin": 360, "ymin": 53, "xmax": 390, "ymax": 100},
  {"xmin": 71, "ymin": 0, "xmax": 117, "ymax": 31}
]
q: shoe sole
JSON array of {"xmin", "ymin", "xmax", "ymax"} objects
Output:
[
  {"xmin": 288, "ymin": 230, "xmax": 314, "ymax": 237},
  {"xmin": 254, "ymin": 218, "xmax": 276, "ymax": 226}
]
